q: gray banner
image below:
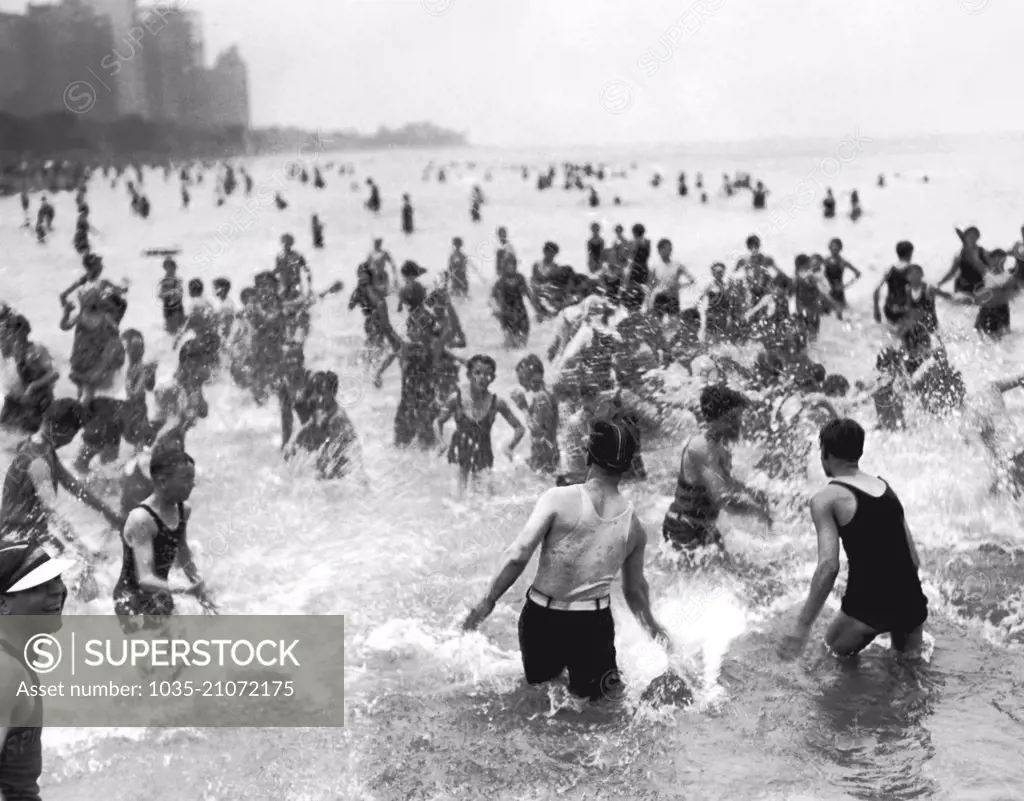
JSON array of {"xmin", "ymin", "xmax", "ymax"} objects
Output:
[{"xmin": 0, "ymin": 615, "xmax": 344, "ymax": 726}]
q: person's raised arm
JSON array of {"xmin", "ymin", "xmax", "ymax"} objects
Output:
[
  {"xmin": 462, "ymin": 489, "xmax": 559, "ymax": 630},
  {"xmin": 621, "ymin": 514, "xmax": 669, "ymax": 645},
  {"xmin": 844, "ymin": 260, "xmax": 862, "ymax": 284}
]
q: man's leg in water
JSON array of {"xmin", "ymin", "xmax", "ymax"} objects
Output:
[{"xmin": 824, "ymin": 611, "xmax": 879, "ymax": 657}]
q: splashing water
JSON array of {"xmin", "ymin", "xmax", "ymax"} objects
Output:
[{"xmin": 1, "ymin": 137, "xmax": 1023, "ymax": 799}]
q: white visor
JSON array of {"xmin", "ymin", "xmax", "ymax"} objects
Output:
[{"xmin": 7, "ymin": 557, "xmax": 76, "ymax": 594}]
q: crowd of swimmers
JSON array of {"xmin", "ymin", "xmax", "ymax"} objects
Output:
[{"xmin": 2, "ymin": 156, "xmax": 1024, "ymax": 797}]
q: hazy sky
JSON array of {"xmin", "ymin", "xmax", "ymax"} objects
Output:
[{"xmin": 4, "ymin": 0, "xmax": 1022, "ymax": 145}]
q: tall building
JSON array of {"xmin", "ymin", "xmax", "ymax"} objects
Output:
[
  {"xmin": 80, "ymin": 0, "xmax": 149, "ymax": 117},
  {"xmin": 198, "ymin": 46, "xmax": 250, "ymax": 129},
  {"xmin": 139, "ymin": 5, "xmax": 204, "ymax": 121},
  {"xmin": 0, "ymin": 12, "xmax": 28, "ymax": 114},
  {"xmin": 21, "ymin": 1, "xmax": 119, "ymax": 121}
]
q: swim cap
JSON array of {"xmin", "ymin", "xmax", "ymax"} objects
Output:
[{"xmin": 586, "ymin": 420, "xmax": 637, "ymax": 473}]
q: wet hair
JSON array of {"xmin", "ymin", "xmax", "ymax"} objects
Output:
[
  {"xmin": 466, "ymin": 354, "xmax": 497, "ymax": 375},
  {"xmin": 632, "ymin": 224, "xmax": 645, "ymax": 237},
  {"xmin": 121, "ymin": 328, "xmax": 143, "ymax": 343},
  {"xmin": 4, "ymin": 314, "xmax": 30, "ymax": 340},
  {"xmin": 829, "ymin": 238, "xmax": 843, "ymax": 250},
  {"xmin": 746, "ymin": 235, "xmax": 761, "ymax": 250},
  {"xmin": 453, "ymin": 237, "xmax": 463, "ymax": 246},
  {"xmin": 516, "ymin": 354, "xmax": 544, "ymax": 376},
  {"xmin": 240, "ymin": 288, "xmax": 255, "ymax": 304},
  {"xmin": 213, "ymin": 278, "xmax": 231, "ymax": 292},
  {"xmin": 149, "ymin": 448, "xmax": 195, "ymax": 480},
  {"xmin": 657, "ymin": 238, "xmax": 671, "ymax": 250},
  {"xmin": 699, "ymin": 385, "xmax": 748, "ymax": 422},
  {"xmin": 710, "ymin": 261, "xmax": 726, "ymax": 273},
  {"xmin": 896, "ymin": 241, "xmax": 914, "ymax": 260},
  {"xmin": 819, "ymin": 418, "xmax": 864, "ymax": 461},
  {"xmin": 795, "ymin": 254, "xmax": 811, "ymax": 270},
  {"xmin": 310, "ymin": 370, "xmax": 339, "ymax": 398},
  {"xmin": 822, "ymin": 374, "xmax": 850, "ymax": 398},
  {"xmin": 254, "ymin": 271, "xmax": 276, "ymax": 287},
  {"xmin": 42, "ymin": 398, "xmax": 84, "ymax": 439},
  {"xmin": 188, "ymin": 278, "xmax": 203, "ymax": 296},
  {"xmin": 904, "ymin": 263, "xmax": 924, "ymax": 278},
  {"xmin": 811, "ymin": 363, "xmax": 827, "ymax": 384}
]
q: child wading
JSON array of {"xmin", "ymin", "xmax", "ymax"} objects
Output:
[
  {"xmin": 435, "ymin": 355, "xmax": 525, "ymax": 497},
  {"xmin": 510, "ymin": 355, "xmax": 559, "ymax": 475}
]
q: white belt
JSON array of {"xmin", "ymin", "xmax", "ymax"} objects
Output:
[{"xmin": 527, "ymin": 587, "xmax": 610, "ymax": 612}]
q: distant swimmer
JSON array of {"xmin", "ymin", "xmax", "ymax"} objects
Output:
[
  {"xmin": 662, "ymin": 385, "xmax": 772, "ymax": 554},
  {"xmin": 462, "ymin": 420, "xmax": 670, "ymax": 701},
  {"xmin": 872, "ymin": 240, "xmax": 915, "ymax": 328},
  {"xmin": 401, "ymin": 194, "xmax": 414, "ymax": 235},
  {"xmin": 822, "ymin": 188, "xmax": 836, "ymax": 219},
  {"xmin": 779, "ymin": 419, "xmax": 928, "ymax": 660},
  {"xmin": 752, "ymin": 181, "xmax": 769, "ymax": 210}
]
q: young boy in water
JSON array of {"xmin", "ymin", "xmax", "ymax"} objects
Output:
[
  {"xmin": 285, "ymin": 371, "xmax": 361, "ymax": 481},
  {"xmin": 510, "ymin": 355, "xmax": 560, "ymax": 475},
  {"xmin": 119, "ymin": 329, "xmax": 158, "ymax": 450},
  {"xmin": 435, "ymin": 355, "xmax": 525, "ymax": 498}
]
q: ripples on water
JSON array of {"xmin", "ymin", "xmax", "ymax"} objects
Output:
[{"xmin": 1, "ymin": 138, "xmax": 1022, "ymax": 799}]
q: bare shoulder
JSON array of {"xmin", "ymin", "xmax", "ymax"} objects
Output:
[{"xmin": 124, "ymin": 506, "xmax": 157, "ymax": 543}]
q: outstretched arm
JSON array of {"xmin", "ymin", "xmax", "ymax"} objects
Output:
[{"xmin": 53, "ymin": 459, "xmax": 124, "ymax": 531}]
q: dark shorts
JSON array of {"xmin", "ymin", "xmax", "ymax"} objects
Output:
[
  {"xmin": 652, "ymin": 292, "xmax": 680, "ymax": 318},
  {"xmin": 518, "ymin": 597, "xmax": 620, "ymax": 701},
  {"xmin": 841, "ymin": 589, "xmax": 928, "ymax": 636},
  {"xmin": 82, "ymin": 397, "xmax": 123, "ymax": 449},
  {"xmin": 663, "ymin": 511, "xmax": 722, "ymax": 550},
  {"xmin": 163, "ymin": 305, "xmax": 186, "ymax": 334},
  {"xmin": 113, "ymin": 588, "xmax": 174, "ymax": 635}
]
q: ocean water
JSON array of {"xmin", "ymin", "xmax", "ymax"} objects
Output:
[{"xmin": 1, "ymin": 133, "xmax": 1023, "ymax": 800}]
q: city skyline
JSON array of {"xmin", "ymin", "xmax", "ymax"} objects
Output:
[
  {"xmin": 0, "ymin": 0, "xmax": 248, "ymax": 128},
  {"xmin": 0, "ymin": 0, "xmax": 1022, "ymax": 146}
]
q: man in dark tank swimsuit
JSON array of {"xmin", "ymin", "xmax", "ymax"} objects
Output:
[
  {"xmin": 115, "ymin": 449, "xmax": 216, "ymax": 635},
  {"xmin": 0, "ymin": 540, "xmax": 75, "ymax": 800},
  {"xmin": 780, "ymin": 419, "xmax": 928, "ymax": 660},
  {"xmin": 663, "ymin": 385, "xmax": 772, "ymax": 552}
]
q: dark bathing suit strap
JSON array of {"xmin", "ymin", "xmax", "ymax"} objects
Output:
[{"xmin": 138, "ymin": 504, "xmax": 171, "ymax": 530}]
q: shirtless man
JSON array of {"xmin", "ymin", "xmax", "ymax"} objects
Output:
[
  {"xmin": 779, "ymin": 419, "xmax": 928, "ymax": 660},
  {"xmin": 662, "ymin": 385, "xmax": 772, "ymax": 552},
  {"xmin": 648, "ymin": 238, "xmax": 695, "ymax": 318},
  {"xmin": 463, "ymin": 421, "xmax": 670, "ymax": 701}
]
